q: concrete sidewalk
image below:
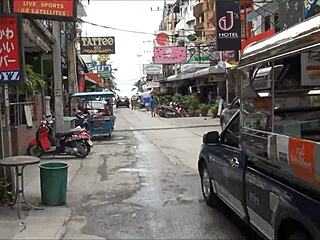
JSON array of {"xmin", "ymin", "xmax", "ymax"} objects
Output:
[{"xmin": 0, "ymin": 158, "xmax": 82, "ymax": 240}]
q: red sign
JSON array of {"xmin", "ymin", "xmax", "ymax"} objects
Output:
[
  {"xmin": 13, "ymin": 0, "xmax": 76, "ymax": 20},
  {"xmin": 0, "ymin": 15, "xmax": 24, "ymax": 82},
  {"xmin": 155, "ymin": 32, "xmax": 169, "ymax": 46}
]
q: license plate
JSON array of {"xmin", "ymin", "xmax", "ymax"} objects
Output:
[{"xmin": 87, "ymin": 140, "xmax": 93, "ymax": 147}]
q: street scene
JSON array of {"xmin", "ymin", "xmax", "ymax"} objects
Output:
[
  {"xmin": 1, "ymin": 0, "xmax": 320, "ymax": 240},
  {"xmin": 1, "ymin": 108, "xmax": 250, "ymax": 239}
]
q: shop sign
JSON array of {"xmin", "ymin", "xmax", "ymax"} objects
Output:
[
  {"xmin": 13, "ymin": 0, "xmax": 77, "ymax": 21},
  {"xmin": 215, "ymin": 0, "xmax": 241, "ymax": 51},
  {"xmin": 97, "ymin": 65, "xmax": 111, "ymax": 73},
  {"xmin": 0, "ymin": 14, "xmax": 24, "ymax": 83},
  {"xmin": 80, "ymin": 37, "xmax": 115, "ymax": 55},
  {"xmin": 154, "ymin": 47, "xmax": 187, "ymax": 64},
  {"xmin": 98, "ymin": 72, "xmax": 111, "ymax": 78},
  {"xmin": 143, "ymin": 64, "xmax": 163, "ymax": 74},
  {"xmin": 305, "ymin": 0, "xmax": 319, "ymax": 19}
]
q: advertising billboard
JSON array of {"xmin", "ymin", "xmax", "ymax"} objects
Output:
[
  {"xmin": 215, "ymin": 0, "xmax": 241, "ymax": 51},
  {"xmin": 0, "ymin": 14, "xmax": 24, "ymax": 83},
  {"xmin": 154, "ymin": 47, "xmax": 187, "ymax": 64},
  {"xmin": 13, "ymin": 0, "xmax": 77, "ymax": 20},
  {"xmin": 80, "ymin": 37, "xmax": 115, "ymax": 55},
  {"xmin": 143, "ymin": 64, "xmax": 163, "ymax": 74}
]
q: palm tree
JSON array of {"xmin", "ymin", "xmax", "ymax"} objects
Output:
[{"xmin": 132, "ymin": 78, "xmax": 146, "ymax": 93}]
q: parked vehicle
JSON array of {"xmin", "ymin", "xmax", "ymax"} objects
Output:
[
  {"xmin": 72, "ymin": 92, "xmax": 116, "ymax": 138},
  {"xmin": 84, "ymin": 100, "xmax": 111, "ymax": 116},
  {"xmin": 27, "ymin": 117, "xmax": 92, "ymax": 158},
  {"xmin": 220, "ymin": 98, "xmax": 240, "ymax": 129},
  {"xmin": 156, "ymin": 105, "xmax": 183, "ymax": 118},
  {"xmin": 198, "ymin": 16, "xmax": 320, "ymax": 240},
  {"xmin": 116, "ymin": 96, "xmax": 130, "ymax": 108}
]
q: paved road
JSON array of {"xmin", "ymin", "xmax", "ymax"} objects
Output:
[{"xmin": 64, "ymin": 108, "xmax": 248, "ymax": 239}]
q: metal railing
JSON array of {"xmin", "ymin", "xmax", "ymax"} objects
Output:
[{"xmin": 9, "ymin": 102, "xmax": 35, "ymax": 126}]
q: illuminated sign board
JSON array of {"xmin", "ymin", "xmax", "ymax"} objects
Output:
[
  {"xmin": 13, "ymin": 0, "xmax": 76, "ymax": 20},
  {"xmin": 80, "ymin": 37, "xmax": 115, "ymax": 55}
]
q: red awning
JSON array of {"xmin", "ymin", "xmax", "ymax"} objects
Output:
[{"xmin": 85, "ymin": 72, "xmax": 102, "ymax": 84}]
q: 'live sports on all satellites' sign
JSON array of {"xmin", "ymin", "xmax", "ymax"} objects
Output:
[
  {"xmin": 13, "ymin": 0, "xmax": 77, "ymax": 20},
  {"xmin": 80, "ymin": 37, "xmax": 115, "ymax": 55},
  {"xmin": 0, "ymin": 14, "xmax": 24, "ymax": 84}
]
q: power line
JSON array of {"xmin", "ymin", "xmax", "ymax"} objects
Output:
[{"xmin": 78, "ymin": 19, "xmax": 157, "ymax": 35}]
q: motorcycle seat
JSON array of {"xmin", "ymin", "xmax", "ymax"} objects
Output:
[{"xmin": 56, "ymin": 126, "xmax": 83, "ymax": 137}]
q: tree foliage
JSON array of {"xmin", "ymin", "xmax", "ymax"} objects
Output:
[{"xmin": 24, "ymin": 64, "xmax": 47, "ymax": 93}]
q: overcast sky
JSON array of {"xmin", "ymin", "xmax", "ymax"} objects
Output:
[{"xmin": 81, "ymin": 0, "xmax": 171, "ymax": 96}]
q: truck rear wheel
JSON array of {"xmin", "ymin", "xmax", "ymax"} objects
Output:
[{"xmin": 200, "ymin": 164, "xmax": 219, "ymax": 207}]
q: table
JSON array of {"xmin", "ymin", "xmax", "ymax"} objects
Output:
[{"xmin": 0, "ymin": 156, "xmax": 44, "ymax": 218}]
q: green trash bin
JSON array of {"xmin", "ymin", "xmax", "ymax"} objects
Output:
[{"xmin": 39, "ymin": 162, "xmax": 69, "ymax": 206}]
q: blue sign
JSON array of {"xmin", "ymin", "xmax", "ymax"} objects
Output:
[
  {"xmin": 304, "ymin": 0, "xmax": 318, "ymax": 18},
  {"xmin": 97, "ymin": 65, "xmax": 111, "ymax": 73}
]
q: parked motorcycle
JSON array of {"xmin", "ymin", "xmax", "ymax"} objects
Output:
[
  {"xmin": 157, "ymin": 105, "xmax": 183, "ymax": 118},
  {"xmin": 27, "ymin": 117, "xmax": 93, "ymax": 158}
]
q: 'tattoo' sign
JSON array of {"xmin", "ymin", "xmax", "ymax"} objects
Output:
[{"xmin": 80, "ymin": 37, "xmax": 115, "ymax": 54}]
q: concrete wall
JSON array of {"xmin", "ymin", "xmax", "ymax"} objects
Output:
[{"xmin": 0, "ymin": 95, "xmax": 44, "ymax": 157}]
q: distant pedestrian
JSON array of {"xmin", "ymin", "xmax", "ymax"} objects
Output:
[{"xmin": 150, "ymin": 96, "xmax": 158, "ymax": 117}]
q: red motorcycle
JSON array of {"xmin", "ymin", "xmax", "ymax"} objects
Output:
[{"xmin": 27, "ymin": 118, "xmax": 93, "ymax": 158}]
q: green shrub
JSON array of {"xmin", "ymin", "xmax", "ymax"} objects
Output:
[{"xmin": 185, "ymin": 94, "xmax": 200, "ymax": 110}]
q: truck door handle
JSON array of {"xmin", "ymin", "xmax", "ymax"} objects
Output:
[{"xmin": 229, "ymin": 158, "xmax": 240, "ymax": 168}]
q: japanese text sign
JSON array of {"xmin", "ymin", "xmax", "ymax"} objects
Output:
[
  {"xmin": 0, "ymin": 15, "xmax": 24, "ymax": 83},
  {"xmin": 154, "ymin": 47, "xmax": 187, "ymax": 64},
  {"xmin": 13, "ymin": 0, "xmax": 76, "ymax": 20}
]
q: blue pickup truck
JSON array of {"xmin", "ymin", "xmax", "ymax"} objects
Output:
[{"xmin": 198, "ymin": 15, "xmax": 320, "ymax": 240}]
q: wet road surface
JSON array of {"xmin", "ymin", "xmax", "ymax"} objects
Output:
[{"xmin": 65, "ymin": 108, "xmax": 249, "ymax": 239}]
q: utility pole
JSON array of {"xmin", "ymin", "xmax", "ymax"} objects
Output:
[
  {"xmin": 2, "ymin": 0, "xmax": 12, "ymax": 157},
  {"xmin": 67, "ymin": 22, "xmax": 78, "ymax": 115},
  {"xmin": 52, "ymin": 21, "xmax": 64, "ymax": 133}
]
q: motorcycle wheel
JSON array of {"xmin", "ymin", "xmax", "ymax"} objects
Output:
[
  {"xmin": 74, "ymin": 140, "xmax": 91, "ymax": 158},
  {"xmin": 27, "ymin": 144, "xmax": 43, "ymax": 157}
]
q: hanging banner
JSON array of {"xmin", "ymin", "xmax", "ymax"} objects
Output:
[
  {"xmin": 215, "ymin": 0, "xmax": 241, "ymax": 51},
  {"xmin": 0, "ymin": 14, "xmax": 24, "ymax": 84},
  {"xmin": 80, "ymin": 37, "xmax": 115, "ymax": 54},
  {"xmin": 154, "ymin": 47, "xmax": 187, "ymax": 64},
  {"xmin": 13, "ymin": 0, "xmax": 77, "ymax": 21}
]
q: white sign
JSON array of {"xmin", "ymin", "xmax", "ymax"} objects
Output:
[{"xmin": 143, "ymin": 64, "xmax": 163, "ymax": 75}]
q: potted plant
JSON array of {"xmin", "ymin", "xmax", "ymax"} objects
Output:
[{"xmin": 199, "ymin": 103, "xmax": 210, "ymax": 117}]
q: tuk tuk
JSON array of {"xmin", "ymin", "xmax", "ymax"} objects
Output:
[{"xmin": 72, "ymin": 91, "xmax": 116, "ymax": 138}]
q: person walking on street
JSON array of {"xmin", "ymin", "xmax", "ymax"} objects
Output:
[{"xmin": 150, "ymin": 96, "xmax": 157, "ymax": 117}]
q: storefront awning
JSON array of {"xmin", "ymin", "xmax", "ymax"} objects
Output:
[
  {"xmin": 167, "ymin": 65, "xmax": 226, "ymax": 82},
  {"xmin": 246, "ymin": 2, "xmax": 279, "ymax": 21},
  {"xmin": 85, "ymin": 73, "xmax": 102, "ymax": 85},
  {"xmin": 167, "ymin": 72, "xmax": 195, "ymax": 82},
  {"xmin": 194, "ymin": 65, "xmax": 225, "ymax": 78}
]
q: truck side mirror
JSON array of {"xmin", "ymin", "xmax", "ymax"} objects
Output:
[{"xmin": 203, "ymin": 131, "xmax": 219, "ymax": 144}]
